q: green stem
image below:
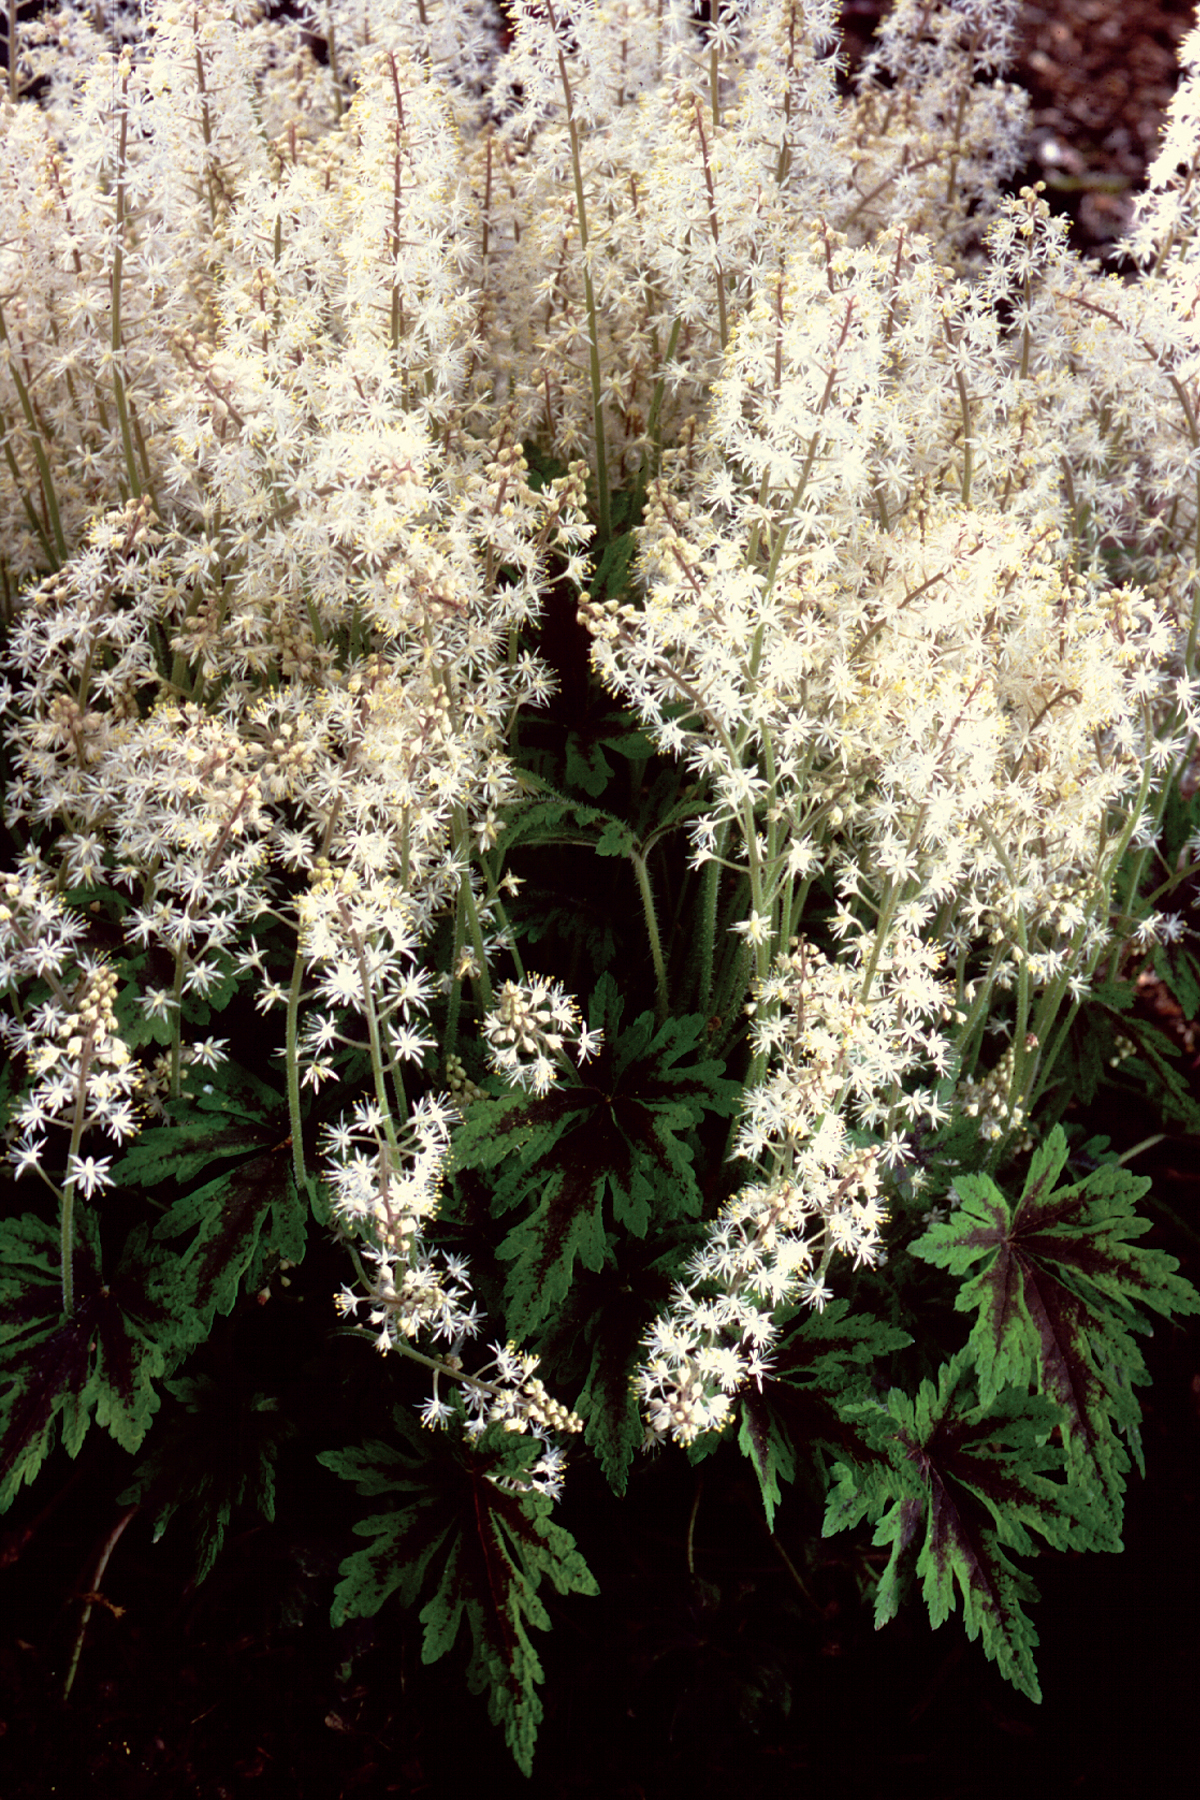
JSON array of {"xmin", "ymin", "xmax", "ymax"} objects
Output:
[
  {"xmin": 60, "ymin": 1180, "xmax": 78, "ymax": 1320},
  {"xmin": 0, "ymin": 304, "xmax": 67, "ymax": 564},
  {"xmin": 60, "ymin": 1036, "xmax": 96, "ymax": 1319},
  {"xmin": 633, "ymin": 314, "xmax": 682, "ymax": 513},
  {"xmin": 1112, "ymin": 739, "xmax": 1163, "ymax": 936},
  {"xmin": 548, "ymin": 2, "xmax": 611, "ymax": 539},
  {"xmin": 325, "ymin": 2, "xmax": 344, "ymax": 118},
  {"xmin": 285, "ymin": 939, "xmax": 308, "ymax": 1189},
  {"xmin": 1116, "ymin": 713, "xmax": 1190, "ymax": 930},
  {"xmin": 1006, "ymin": 909, "xmax": 1033, "ymax": 1123},
  {"xmin": 450, "ymin": 807, "xmax": 494, "ymax": 1014},
  {"xmin": 630, "ymin": 847, "xmax": 669, "ymax": 1023},
  {"xmin": 7, "ymin": 0, "xmax": 18, "ymax": 101},
  {"xmin": 343, "ymin": 913, "xmax": 402, "ymax": 1158},
  {"xmin": 688, "ymin": 852, "xmax": 722, "ymax": 1016},
  {"xmin": 167, "ymin": 942, "xmax": 186, "ymax": 1101},
  {"xmin": 110, "ymin": 76, "xmax": 143, "ymax": 502}
]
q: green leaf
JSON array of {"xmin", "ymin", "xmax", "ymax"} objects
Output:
[
  {"xmin": 495, "ymin": 1165, "xmax": 610, "ymax": 1340},
  {"xmin": 114, "ymin": 1059, "xmax": 286, "ymax": 1189},
  {"xmin": 0, "ymin": 1052, "xmax": 17, "ymax": 1138},
  {"xmin": 1121, "ymin": 1026, "xmax": 1200, "ymax": 1133},
  {"xmin": 1157, "ymin": 770, "xmax": 1200, "ymax": 869},
  {"xmin": 594, "ymin": 816, "xmax": 636, "ymax": 858},
  {"xmin": 179, "ymin": 951, "xmax": 240, "ymax": 1024},
  {"xmin": 493, "ymin": 785, "xmax": 630, "ymax": 859},
  {"xmin": 1151, "ymin": 938, "xmax": 1200, "ymax": 1027},
  {"xmin": 566, "ymin": 1238, "xmax": 688, "ymax": 1494},
  {"xmin": 594, "ymin": 719, "xmax": 656, "ymax": 766},
  {"xmin": 738, "ymin": 1402, "xmax": 796, "ymax": 1534},
  {"xmin": 576, "ymin": 1333, "xmax": 645, "ymax": 1495},
  {"xmin": 514, "ymin": 898, "xmax": 620, "ymax": 974},
  {"xmin": 119, "ymin": 1376, "xmax": 293, "ymax": 1581},
  {"xmin": 115, "ymin": 1118, "xmax": 272, "ymax": 1191},
  {"xmin": 322, "ymin": 1412, "xmax": 597, "ymax": 1776},
  {"xmin": 824, "ymin": 1351, "xmax": 1085, "ymax": 1703},
  {"xmin": 0, "ymin": 1213, "xmax": 187, "ymax": 1510},
  {"xmin": 564, "ymin": 733, "xmax": 614, "ymax": 798},
  {"xmin": 520, "ymin": 441, "xmax": 570, "ymax": 491},
  {"xmin": 738, "ymin": 1301, "xmax": 911, "ymax": 1529},
  {"xmin": 1058, "ymin": 1006, "xmax": 1108, "ymax": 1109},
  {"xmin": 152, "ymin": 1138, "xmax": 306, "ymax": 1322},
  {"xmin": 590, "ymin": 529, "xmax": 637, "ymax": 601},
  {"xmin": 909, "ymin": 1125, "xmax": 1200, "ymax": 1540},
  {"xmin": 451, "ymin": 976, "xmax": 738, "ymax": 1339}
]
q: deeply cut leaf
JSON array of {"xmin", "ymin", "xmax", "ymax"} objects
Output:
[
  {"xmin": 321, "ymin": 1412, "xmax": 597, "ymax": 1776},
  {"xmin": 824, "ymin": 1350, "xmax": 1086, "ymax": 1702},
  {"xmin": 0, "ymin": 1213, "xmax": 188, "ymax": 1509},
  {"xmin": 127, "ymin": 1067, "xmax": 304, "ymax": 1322},
  {"xmin": 119, "ymin": 1375, "xmax": 293, "ymax": 1581},
  {"xmin": 738, "ymin": 1301, "xmax": 911, "ymax": 1529},
  {"xmin": 909, "ymin": 1126, "xmax": 1199, "ymax": 1539},
  {"xmin": 452, "ymin": 974, "xmax": 738, "ymax": 1339}
]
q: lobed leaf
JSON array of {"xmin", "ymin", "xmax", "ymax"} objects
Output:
[
  {"xmin": 0, "ymin": 1213, "xmax": 189, "ymax": 1510},
  {"xmin": 738, "ymin": 1301, "xmax": 911, "ymax": 1529},
  {"xmin": 453, "ymin": 976, "xmax": 738, "ymax": 1340},
  {"xmin": 151, "ymin": 1141, "xmax": 306, "ymax": 1323},
  {"xmin": 322, "ymin": 1414, "xmax": 597, "ymax": 1775},
  {"xmin": 114, "ymin": 1060, "xmax": 288, "ymax": 1190},
  {"xmin": 909, "ymin": 1125, "xmax": 1200, "ymax": 1538},
  {"xmin": 119, "ymin": 1375, "xmax": 293, "ymax": 1581},
  {"xmin": 824, "ymin": 1350, "xmax": 1089, "ymax": 1702}
]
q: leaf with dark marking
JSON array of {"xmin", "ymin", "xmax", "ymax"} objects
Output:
[
  {"xmin": 0, "ymin": 1213, "xmax": 187, "ymax": 1510},
  {"xmin": 451, "ymin": 974, "xmax": 738, "ymax": 1340},
  {"xmin": 738, "ymin": 1301, "xmax": 910, "ymax": 1527},
  {"xmin": 909, "ymin": 1126, "xmax": 1199, "ymax": 1539},
  {"xmin": 824, "ymin": 1350, "xmax": 1087, "ymax": 1702},
  {"xmin": 321, "ymin": 1411, "xmax": 597, "ymax": 1776},
  {"xmin": 153, "ymin": 1138, "xmax": 306, "ymax": 1321},
  {"xmin": 120, "ymin": 1375, "xmax": 295, "ymax": 1581},
  {"xmin": 114, "ymin": 1059, "xmax": 287, "ymax": 1190}
]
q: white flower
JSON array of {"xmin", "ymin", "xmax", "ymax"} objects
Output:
[
  {"xmin": 67, "ymin": 1153, "xmax": 114, "ymax": 1199},
  {"xmin": 10, "ymin": 1140, "xmax": 46, "ymax": 1182},
  {"xmin": 141, "ymin": 987, "xmax": 179, "ymax": 1021},
  {"xmin": 732, "ymin": 910, "xmax": 772, "ymax": 947},
  {"xmin": 418, "ymin": 1394, "xmax": 455, "ymax": 1430}
]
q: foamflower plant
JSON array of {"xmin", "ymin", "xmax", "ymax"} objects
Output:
[{"xmin": 2, "ymin": 0, "xmax": 1199, "ymax": 1773}]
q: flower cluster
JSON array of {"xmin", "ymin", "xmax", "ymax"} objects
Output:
[
  {"xmin": 481, "ymin": 976, "xmax": 603, "ymax": 1095},
  {"xmin": 638, "ymin": 930, "xmax": 951, "ymax": 1444},
  {"xmin": 1, "ymin": 857, "xmax": 143, "ymax": 1189},
  {"xmin": 637, "ymin": 1154, "xmax": 883, "ymax": 1446},
  {"xmin": 326, "ymin": 1083, "xmax": 585, "ymax": 1466},
  {"xmin": 458, "ymin": 1341, "xmax": 585, "ymax": 1501}
]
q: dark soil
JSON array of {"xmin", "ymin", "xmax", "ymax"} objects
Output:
[{"xmin": 1, "ymin": 1201, "xmax": 1196, "ymax": 1800}]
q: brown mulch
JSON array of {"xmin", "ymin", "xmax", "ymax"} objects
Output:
[
  {"xmin": 1016, "ymin": 0, "xmax": 1196, "ymax": 247},
  {"xmin": 840, "ymin": 0, "xmax": 1198, "ymax": 255}
]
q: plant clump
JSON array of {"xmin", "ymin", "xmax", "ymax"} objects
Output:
[{"xmin": 2, "ymin": 0, "xmax": 1199, "ymax": 1775}]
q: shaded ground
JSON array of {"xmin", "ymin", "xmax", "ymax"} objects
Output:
[
  {"xmin": 1016, "ymin": 0, "xmax": 1194, "ymax": 249},
  {"xmin": 0, "ymin": 1225, "xmax": 1195, "ymax": 1800}
]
